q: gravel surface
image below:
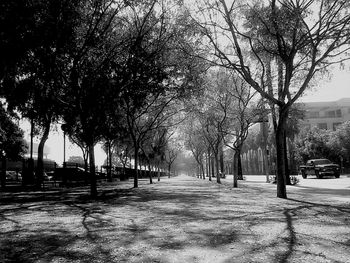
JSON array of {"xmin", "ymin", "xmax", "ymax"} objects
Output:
[{"xmin": 0, "ymin": 175, "xmax": 349, "ymax": 263}]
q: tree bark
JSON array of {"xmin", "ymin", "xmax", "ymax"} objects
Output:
[
  {"xmin": 36, "ymin": 119, "xmax": 51, "ymax": 188},
  {"xmin": 107, "ymin": 140, "xmax": 112, "ymax": 182},
  {"xmin": 133, "ymin": 145, "xmax": 139, "ymax": 188},
  {"xmin": 284, "ymin": 131, "xmax": 291, "ymax": 185},
  {"xmin": 215, "ymin": 151, "xmax": 221, "ymax": 184},
  {"xmin": 208, "ymin": 149, "xmax": 212, "ymax": 181},
  {"xmin": 148, "ymin": 162, "xmax": 153, "ymax": 184},
  {"xmin": 157, "ymin": 166, "xmax": 161, "ymax": 181},
  {"xmin": 236, "ymin": 150, "xmax": 243, "ymax": 180},
  {"xmin": 220, "ymin": 145, "xmax": 224, "ymax": 176},
  {"xmin": 233, "ymin": 151, "xmax": 238, "ymax": 188},
  {"xmin": 89, "ymin": 143, "xmax": 97, "ymax": 197},
  {"xmin": 212, "ymin": 156, "xmax": 215, "ymax": 179},
  {"xmin": 26, "ymin": 118, "xmax": 35, "ymax": 185},
  {"xmin": 201, "ymin": 159, "xmax": 205, "ymax": 180},
  {"xmin": 276, "ymin": 109, "xmax": 287, "ymax": 199},
  {"xmin": 206, "ymin": 152, "xmax": 209, "ymax": 179}
]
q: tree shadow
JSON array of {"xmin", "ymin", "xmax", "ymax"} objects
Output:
[{"xmin": 1, "ymin": 177, "xmax": 349, "ymax": 262}]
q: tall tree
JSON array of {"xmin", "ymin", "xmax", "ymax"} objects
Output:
[
  {"xmin": 63, "ymin": 0, "xmax": 130, "ymax": 197},
  {"xmin": 1, "ymin": 0, "xmax": 81, "ymax": 187},
  {"xmin": 164, "ymin": 138, "xmax": 181, "ymax": 178},
  {"xmin": 192, "ymin": 0, "xmax": 350, "ymax": 198},
  {"xmin": 0, "ymin": 104, "xmax": 26, "ymax": 189},
  {"xmin": 213, "ymin": 71, "xmax": 258, "ymax": 187}
]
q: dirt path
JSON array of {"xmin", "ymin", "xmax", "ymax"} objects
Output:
[{"xmin": 1, "ymin": 175, "xmax": 349, "ymax": 263}]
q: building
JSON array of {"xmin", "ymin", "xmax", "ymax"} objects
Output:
[{"xmin": 299, "ymin": 98, "xmax": 350, "ymax": 130}]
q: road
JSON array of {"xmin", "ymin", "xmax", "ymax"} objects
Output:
[{"xmin": 219, "ymin": 174, "xmax": 350, "ymax": 204}]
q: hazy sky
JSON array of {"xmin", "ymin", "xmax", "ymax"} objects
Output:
[{"xmin": 300, "ymin": 69, "xmax": 350, "ymax": 103}]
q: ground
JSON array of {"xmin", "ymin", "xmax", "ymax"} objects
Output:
[{"xmin": 0, "ymin": 174, "xmax": 349, "ymax": 263}]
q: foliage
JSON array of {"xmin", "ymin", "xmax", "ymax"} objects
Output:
[
  {"xmin": 334, "ymin": 121, "xmax": 350, "ymax": 160},
  {"xmin": 0, "ymin": 104, "xmax": 27, "ymax": 160},
  {"xmin": 192, "ymin": 0, "xmax": 350, "ymax": 198},
  {"xmin": 294, "ymin": 127, "xmax": 342, "ymax": 164}
]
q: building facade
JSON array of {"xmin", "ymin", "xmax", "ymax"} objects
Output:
[{"xmin": 299, "ymin": 98, "xmax": 350, "ymax": 131}]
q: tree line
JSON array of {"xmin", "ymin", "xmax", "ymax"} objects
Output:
[
  {"xmin": 1, "ymin": 0, "xmax": 350, "ymax": 199},
  {"xmin": 184, "ymin": 0, "xmax": 350, "ymax": 198},
  {"xmin": 0, "ymin": 0, "xmax": 206, "ymax": 196}
]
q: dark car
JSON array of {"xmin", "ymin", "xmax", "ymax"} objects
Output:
[{"xmin": 299, "ymin": 159, "xmax": 340, "ymax": 179}]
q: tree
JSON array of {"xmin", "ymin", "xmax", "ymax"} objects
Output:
[
  {"xmin": 0, "ymin": 104, "xmax": 26, "ymax": 189},
  {"xmin": 62, "ymin": 0, "xmax": 131, "ymax": 197},
  {"xmin": 335, "ymin": 121, "xmax": 350, "ymax": 159},
  {"xmin": 214, "ymin": 71, "xmax": 258, "ymax": 187},
  {"xmin": 117, "ymin": 1, "xmax": 205, "ymax": 188},
  {"xmin": 294, "ymin": 127, "xmax": 339, "ymax": 164},
  {"xmin": 63, "ymin": 124, "xmax": 89, "ymax": 171},
  {"xmin": 192, "ymin": 0, "xmax": 350, "ymax": 198},
  {"xmin": 1, "ymin": 0, "xmax": 81, "ymax": 187},
  {"xmin": 183, "ymin": 117, "xmax": 207, "ymax": 179},
  {"xmin": 164, "ymin": 139, "xmax": 181, "ymax": 178}
]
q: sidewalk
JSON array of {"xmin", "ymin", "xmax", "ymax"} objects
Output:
[{"xmin": 1, "ymin": 175, "xmax": 349, "ymax": 263}]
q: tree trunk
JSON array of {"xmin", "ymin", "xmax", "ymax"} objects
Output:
[
  {"xmin": 157, "ymin": 166, "xmax": 161, "ymax": 181},
  {"xmin": 84, "ymin": 154, "xmax": 88, "ymax": 172},
  {"xmin": 211, "ymin": 155, "xmax": 215, "ymax": 179},
  {"xmin": 1, "ymin": 155, "xmax": 6, "ymax": 189},
  {"xmin": 237, "ymin": 148, "xmax": 243, "ymax": 180},
  {"xmin": 276, "ymin": 111, "xmax": 287, "ymax": 199},
  {"xmin": 233, "ymin": 151, "xmax": 238, "ymax": 188},
  {"xmin": 133, "ymin": 146, "xmax": 139, "ymax": 188},
  {"xmin": 284, "ymin": 131, "xmax": 291, "ymax": 185},
  {"xmin": 220, "ymin": 145, "xmax": 224, "ymax": 176},
  {"xmin": 215, "ymin": 151, "xmax": 221, "ymax": 184},
  {"xmin": 208, "ymin": 150, "xmax": 213, "ymax": 181},
  {"xmin": 26, "ymin": 118, "xmax": 35, "ymax": 185},
  {"xmin": 36, "ymin": 119, "xmax": 51, "ymax": 188},
  {"xmin": 107, "ymin": 141, "xmax": 112, "ymax": 182},
  {"xmin": 89, "ymin": 143, "xmax": 97, "ymax": 197},
  {"xmin": 201, "ymin": 160, "xmax": 205, "ymax": 180},
  {"xmin": 206, "ymin": 152, "xmax": 209, "ymax": 179},
  {"xmin": 149, "ymin": 162, "xmax": 153, "ymax": 184}
]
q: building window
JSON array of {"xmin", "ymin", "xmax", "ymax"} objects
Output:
[
  {"xmin": 317, "ymin": 123, "xmax": 328, "ymax": 129},
  {"xmin": 325, "ymin": 110, "xmax": 336, "ymax": 118},
  {"xmin": 333, "ymin": 122, "xmax": 342, "ymax": 131},
  {"xmin": 307, "ymin": 111, "xmax": 319, "ymax": 118},
  {"xmin": 336, "ymin": 109, "xmax": 342, "ymax": 117}
]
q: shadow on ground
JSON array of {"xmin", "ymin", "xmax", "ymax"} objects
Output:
[{"xmin": 1, "ymin": 176, "xmax": 349, "ymax": 263}]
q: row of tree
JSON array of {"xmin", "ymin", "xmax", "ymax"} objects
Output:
[
  {"xmin": 0, "ymin": 0, "xmax": 206, "ymax": 195},
  {"xmin": 184, "ymin": 0, "xmax": 350, "ymax": 198},
  {"xmin": 1, "ymin": 0, "xmax": 350, "ymax": 199},
  {"xmin": 182, "ymin": 68, "xmax": 261, "ymax": 187}
]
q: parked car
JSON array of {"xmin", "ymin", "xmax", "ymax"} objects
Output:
[
  {"xmin": 6, "ymin": 171, "xmax": 22, "ymax": 181},
  {"xmin": 299, "ymin": 159, "xmax": 340, "ymax": 179},
  {"xmin": 54, "ymin": 167, "xmax": 90, "ymax": 186}
]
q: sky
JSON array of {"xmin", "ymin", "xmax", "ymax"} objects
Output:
[{"xmin": 299, "ymin": 69, "xmax": 350, "ymax": 103}]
